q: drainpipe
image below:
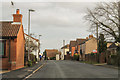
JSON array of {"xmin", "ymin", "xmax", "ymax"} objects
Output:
[{"xmin": 9, "ymin": 39, "xmax": 11, "ymax": 62}]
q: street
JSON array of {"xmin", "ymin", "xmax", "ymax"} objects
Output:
[{"xmin": 28, "ymin": 60, "xmax": 118, "ymax": 78}]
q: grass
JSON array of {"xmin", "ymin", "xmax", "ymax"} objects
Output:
[{"xmin": 79, "ymin": 61, "xmax": 99, "ymax": 65}]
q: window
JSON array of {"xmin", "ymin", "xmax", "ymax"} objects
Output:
[{"xmin": 0, "ymin": 41, "xmax": 6, "ymax": 56}]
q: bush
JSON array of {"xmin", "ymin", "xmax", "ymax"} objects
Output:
[
  {"xmin": 50, "ymin": 57, "xmax": 56, "ymax": 60},
  {"xmin": 91, "ymin": 52, "xmax": 95, "ymax": 56},
  {"xmin": 110, "ymin": 54, "xmax": 118, "ymax": 66},
  {"xmin": 28, "ymin": 60, "xmax": 32, "ymax": 67},
  {"xmin": 74, "ymin": 54, "xmax": 79, "ymax": 61}
]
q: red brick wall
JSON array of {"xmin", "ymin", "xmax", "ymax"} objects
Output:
[
  {"xmin": 1, "ymin": 40, "xmax": 9, "ymax": 69},
  {"xmin": 1, "ymin": 40, "xmax": 8, "ymax": 69},
  {"xmin": 0, "ymin": 58, "xmax": 9, "ymax": 69},
  {"xmin": 71, "ymin": 47, "xmax": 75, "ymax": 57},
  {"xmin": 16, "ymin": 25, "xmax": 25, "ymax": 69},
  {"xmin": 0, "ymin": 39, "xmax": 17, "ymax": 70},
  {"xmin": 13, "ymin": 14, "xmax": 22, "ymax": 23}
]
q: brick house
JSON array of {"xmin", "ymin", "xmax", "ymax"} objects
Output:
[
  {"xmin": 75, "ymin": 39, "xmax": 86, "ymax": 60},
  {"xmin": 69, "ymin": 41, "xmax": 76, "ymax": 57},
  {"xmin": 79, "ymin": 35, "xmax": 97, "ymax": 61},
  {"xmin": 0, "ymin": 9, "xmax": 25, "ymax": 70},
  {"xmin": 44, "ymin": 49, "xmax": 58, "ymax": 60}
]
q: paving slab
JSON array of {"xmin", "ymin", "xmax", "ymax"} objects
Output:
[{"xmin": 1, "ymin": 60, "xmax": 46, "ymax": 79}]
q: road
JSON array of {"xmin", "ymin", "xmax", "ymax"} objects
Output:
[{"xmin": 28, "ymin": 60, "xmax": 118, "ymax": 78}]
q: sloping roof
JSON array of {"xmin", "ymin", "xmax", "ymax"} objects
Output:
[
  {"xmin": 108, "ymin": 43, "xmax": 117, "ymax": 48},
  {"xmin": 70, "ymin": 41, "xmax": 76, "ymax": 47},
  {"xmin": 61, "ymin": 44, "xmax": 69, "ymax": 49},
  {"xmin": 76, "ymin": 39, "xmax": 86, "ymax": 45},
  {"xmin": 45, "ymin": 49, "xmax": 58, "ymax": 53},
  {"xmin": 24, "ymin": 33, "xmax": 39, "ymax": 42},
  {"xmin": 0, "ymin": 21, "xmax": 21, "ymax": 38},
  {"xmin": 45, "ymin": 49, "xmax": 58, "ymax": 57},
  {"xmin": 79, "ymin": 37, "xmax": 96, "ymax": 45}
]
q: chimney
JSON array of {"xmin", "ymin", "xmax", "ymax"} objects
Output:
[
  {"xmin": 86, "ymin": 37, "xmax": 88, "ymax": 40},
  {"xmin": 13, "ymin": 9, "xmax": 22, "ymax": 24},
  {"xmin": 89, "ymin": 35, "xmax": 93, "ymax": 39}
]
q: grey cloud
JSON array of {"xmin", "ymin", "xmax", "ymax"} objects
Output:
[{"xmin": 1, "ymin": 2, "xmax": 96, "ymax": 52}]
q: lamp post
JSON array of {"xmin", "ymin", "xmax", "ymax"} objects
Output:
[
  {"xmin": 38, "ymin": 35, "xmax": 42, "ymax": 61},
  {"xmin": 63, "ymin": 40, "xmax": 65, "ymax": 60},
  {"xmin": 28, "ymin": 9, "xmax": 35, "ymax": 61}
]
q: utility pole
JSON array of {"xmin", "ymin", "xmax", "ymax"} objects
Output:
[
  {"xmin": 38, "ymin": 35, "xmax": 42, "ymax": 61},
  {"xmin": 118, "ymin": 1, "xmax": 120, "ymax": 80},
  {"xmin": 63, "ymin": 40, "xmax": 65, "ymax": 60},
  {"xmin": 96, "ymin": 23, "xmax": 99, "ymax": 63},
  {"xmin": 28, "ymin": 9, "xmax": 35, "ymax": 61}
]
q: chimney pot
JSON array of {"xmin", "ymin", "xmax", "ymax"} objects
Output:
[
  {"xmin": 86, "ymin": 37, "xmax": 88, "ymax": 40},
  {"xmin": 89, "ymin": 35, "xmax": 93, "ymax": 39},
  {"xmin": 16, "ymin": 9, "xmax": 20, "ymax": 14}
]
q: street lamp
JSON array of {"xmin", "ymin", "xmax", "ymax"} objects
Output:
[
  {"xmin": 39, "ymin": 35, "xmax": 42, "ymax": 53},
  {"xmin": 38, "ymin": 35, "xmax": 42, "ymax": 61},
  {"xmin": 28, "ymin": 9, "xmax": 35, "ymax": 61}
]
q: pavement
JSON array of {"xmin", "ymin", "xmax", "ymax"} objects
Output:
[
  {"xmin": 0, "ymin": 70, "xmax": 10, "ymax": 74},
  {"xmin": 28, "ymin": 60, "xmax": 118, "ymax": 78},
  {"xmin": 94, "ymin": 63, "xmax": 119, "ymax": 69},
  {"xmin": 1, "ymin": 60, "xmax": 46, "ymax": 79}
]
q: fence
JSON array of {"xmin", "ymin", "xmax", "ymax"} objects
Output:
[{"xmin": 85, "ymin": 52, "xmax": 111, "ymax": 63}]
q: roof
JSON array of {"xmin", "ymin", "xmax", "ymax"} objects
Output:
[
  {"xmin": 108, "ymin": 43, "xmax": 117, "ymax": 48},
  {"xmin": 76, "ymin": 39, "xmax": 86, "ymax": 45},
  {"xmin": 79, "ymin": 37, "xmax": 97, "ymax": 45},
  {"xmin": 24, "ymin": 33, "xmax": 39, "ymax": 42},
  {"xmin": 45, "ymin": 49, "xmax": 58, "ymax": 57},
  {"xmin": 61, "ymin": 44, "xmax": 69, "ymax": 49},
  {"xmin": 0, "ymin": 21, "xmax": 21, "ymax": 38},
  {"xmin": 70, "ymin": 41, "xmax": 76, "ymax": 47},
  {"xmin": 45, "ymin": 49, "xmax": 58, "ymax": 52}
]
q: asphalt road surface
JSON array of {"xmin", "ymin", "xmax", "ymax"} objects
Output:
[{"xmin": 29, "ymin": 60, "xmax": 118, "ymax": 78}]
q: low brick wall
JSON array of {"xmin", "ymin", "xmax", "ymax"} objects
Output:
[
  {"xmin": 85, "ymin": 54, "xmax": 98, "ymax": 62},
  {"xmin": 64, "ymin": 54, "xmax": 71, "ymax": 60},
  {"xmin": 0, "ymin": 58, "xmax": 9, "ymax": 70},
  {"xmin": 85, "ymin": 52, "xmax": 110, "ymax": 63}
]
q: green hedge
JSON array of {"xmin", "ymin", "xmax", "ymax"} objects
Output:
[
  {"xmin": 109, "ymin": 54, "xmax": 119, "ymax": 66},
  {"xmin": 28, "ymin": 60, "xmax": 32, "ymax": 67},
  {"xmin": 111, "ymin": 55, "xmax": 117, "ymax": 65},
  {"xmin": 50, "ymin": 57, "xmax": 56, "ymax": 60},
  {"xmin": 74, "ymin": 54, "xmax": 79, "ymax": 61}
]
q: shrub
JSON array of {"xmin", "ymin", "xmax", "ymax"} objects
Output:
[
  {"xmin": 74, "ymin": 54, "xmax": 79, "ymax": 61},
  {"xmin": 28, "ymin": 60, "xmax": 32, "ymax": 67},
  {"xmin": 91, "ymin": 52, "xmax": 95, "ymax": 56},
  {"xmin": 110, "ymin": 54, "xmax": 118, "ymax": 66},
  {"xmin": 50, "ymin": 57, "xmax": 56, "ymax": 60}
]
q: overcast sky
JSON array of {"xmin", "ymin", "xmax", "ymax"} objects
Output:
[{"xmin": 0, "ymin": 0, "xmax": 117, "ymax": 53}]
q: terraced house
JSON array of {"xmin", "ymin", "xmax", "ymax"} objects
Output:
[
  {"xmin": 69, "ymin": 41, "xmax": 76, "ymax": 57},
  {"xmin": 79, "ymin": 35, "xmax": 97, "ymax": 61},
  {"xmin": 75, "ymin": 38, "xmax": 86, "ymax": 60},
  {"xmin": 0, "ymin": 9, "xmax": 25, "ymax": 70}
]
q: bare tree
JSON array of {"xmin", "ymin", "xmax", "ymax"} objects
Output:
[
  {"xmin": 25, "ymin": 33, "xmax": 38, "ymax": 53},
  {"xmin": 85, "ymin": 2, "xmax": 119, "ymax": 42},
  {"xmin": 85, "ymin": 2, "xmax": 120, "ymax": 51}
]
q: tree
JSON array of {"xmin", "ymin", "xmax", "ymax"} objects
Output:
[
  {"xmin": 25, "ymin": 34, "xmax": 38, "ymax": 53},
  {"xmin": 85, "ymin": 2, "xmax": 120, "ymax": 51},
  {"xmin": 98, "ymin": 34, "xmax": 107, "ymax": 53}
]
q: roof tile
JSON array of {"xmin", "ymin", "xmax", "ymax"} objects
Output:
[{"xmin": 0, "ymin": 22, "xmax": 20, "ymax": 37}]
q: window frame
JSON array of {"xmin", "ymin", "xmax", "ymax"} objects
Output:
[{"xmin": 0, "ymin": 40, "xmax": 6, "ymax": 58}]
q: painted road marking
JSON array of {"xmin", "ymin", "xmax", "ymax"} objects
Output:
[{"xmin": 23, "ymin": 62, "xmax": 46, "ymax": 80}]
